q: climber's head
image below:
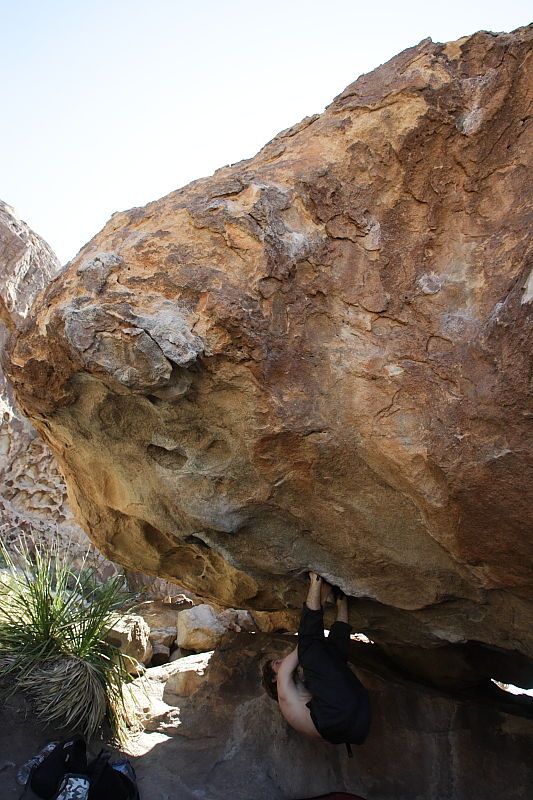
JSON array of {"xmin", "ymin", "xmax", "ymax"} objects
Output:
[{"xmin": 261, "ymin": 658, "xmax": 281, "ymax": 701}]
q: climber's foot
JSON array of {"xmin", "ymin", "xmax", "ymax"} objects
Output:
[{"xmin": 335, "ymin": 589, "xmax": 349, "ymax": 624}]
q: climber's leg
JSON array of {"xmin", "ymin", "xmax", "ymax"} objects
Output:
[{"xmin": 327, "ymin": 592, "xmax": 351, "ymax": 662}]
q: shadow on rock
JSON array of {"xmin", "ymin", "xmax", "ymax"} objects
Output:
[{"xmin": 128, "ymin": 632, "xmax": 533, "ymax": 800}]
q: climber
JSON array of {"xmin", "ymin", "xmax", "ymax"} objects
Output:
[{"xmin": 262, "ymin": 572, "xmax": 371, "ymax": 752}]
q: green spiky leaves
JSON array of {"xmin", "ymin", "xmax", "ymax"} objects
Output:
[{"xmin": 0, "ymin": 537, "xmax": 138, "ymax": 742}]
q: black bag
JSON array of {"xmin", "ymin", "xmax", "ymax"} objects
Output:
[
  {"xmin": 29, "ymin": 737, "xmax": 88, "ymax": 800},
  {"xmin": 18, "ymin": 739, "xmax": 139, "ymax": 800},
  {"xmin": 87, "ymin": 749, "xmax": 140, "ymax": 800}
]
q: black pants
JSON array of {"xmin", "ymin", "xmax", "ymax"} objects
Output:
[{"xmin": 298, "ymin": 604, "xmax": 371, "ymax": 745}]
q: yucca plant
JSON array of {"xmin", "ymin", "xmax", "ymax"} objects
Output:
[{"xmin": 0, "ymin": 536, "xmax": 139, "ymax": 743}]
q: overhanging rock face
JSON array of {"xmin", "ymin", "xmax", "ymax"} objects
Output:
[{"xmin": 5, "ymin": 29, "xmax": 533, "ymax": 670}]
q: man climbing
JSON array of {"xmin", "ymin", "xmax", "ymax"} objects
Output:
[{"xmin": 262, "ymin": 572, "xmax": 371, "ymax": 751}]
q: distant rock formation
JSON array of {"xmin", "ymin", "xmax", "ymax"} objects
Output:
[
  {"xmin": 3, "ymin": 28, "xmax": 533, "ymax": 688},
  {"xmin": 0, "ymin": 200, "xmax": 61, "ymax": 329},
  {"xmin": 0, "ymin": 200, "xmax": 91, "ymax": 556}
]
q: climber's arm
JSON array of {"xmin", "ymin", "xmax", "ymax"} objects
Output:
[{"xmin": 276, "ymin": 646, "xmax": 299, "ymax": 681}]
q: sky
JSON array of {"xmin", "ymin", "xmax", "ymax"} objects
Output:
[{"xmin": 1, "ymin": 0, "xmax": 531, "ymax": 264}]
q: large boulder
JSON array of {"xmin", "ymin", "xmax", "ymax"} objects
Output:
[
  {"xmin": 3, "ymin": 29, "xmax": 533, "ymax": 685},
  {"xmin": 0, "ymin": 203, "xmax": 70, "ymax": 539},
  {"xmin": 250, "ymin": 608, "xmax": 300, "ymax": 633},
  {"xmin": 162, "ymin": 651, "xmax": 212, "ymax": 698},
  {"xmin": 134, "ymin": 599, "xmax": 188, "ymax": 649},
  {"xmin": 0, "ymin": 200, "xmax": 61, "ymax": 329},
  {"xmin": 177, "ymin": 603, "xmax": 256, "ymax": 652}
]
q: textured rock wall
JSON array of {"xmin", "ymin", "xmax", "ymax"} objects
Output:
[
  {"xmin": 0, "ymin": 200, "xmax": 61, "ymax": 329},
  {"xmin": 0, "ymin": 201, "xmax": 106, "ymax": 566},
  {"xmin": 0, "ymin": 204, "xmax": 193, "ymax": 599},
  {"xmin": 3, "ymin": 29, "xmax": 533, "ymax": 676},
  {"xmin": 0, "ymin": 201, "xmax": 200, "ymax": 592}
]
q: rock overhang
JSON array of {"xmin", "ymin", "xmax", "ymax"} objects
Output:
[{"xmin": 3, "ymin": 26, "xmax": 533, "ymax": 687}]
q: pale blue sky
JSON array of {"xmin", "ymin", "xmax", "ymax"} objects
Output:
[{"xmin": 2, "ymin": 0, "xmax": 531, "ymax": 263}]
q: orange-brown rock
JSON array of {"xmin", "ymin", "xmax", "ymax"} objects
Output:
[{"xmin": 4, "ymin": 29, "xmax": 533, "ymax": 672}]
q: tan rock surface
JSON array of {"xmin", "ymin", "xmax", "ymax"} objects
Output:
[
  {"xmin": 251, "ymin": 608, "xmax": 301, "ymax": 633},
  {"xmin": 0, "ymin": 202, "xmax": 193, "ymax": 592},
  {"xmin": 217, "ymin": 607, "xmax": 255, "ymax": 632},
  {"xmin": 163, "ymin": 651, "xmax": 212, "ymax": 697},
  {"xmin": 149, "ymin": 629, "xmax": 176, "ymax": 648},
  {"xmin": 106, "ymin": 613, "xmax": 153, "ymax": 671},
  {"xmin": 134, "ymin": 599, "xmax": 186, "ymax": 649},
  {"xmin": 0, "ymin": 200, "xmax": 61, "ymax": 329},
  {"xmin": 134, "ymin": 599, "xmax": 189, "ymax": 628},
  {"xmin": 3, "ymin": 29, "xmax": 533, "ymax": 676},
  {"xmin": 0, "ymin": 201, "xmax": 115, "ymax": 574},
  {"xmin": 150, "ymin": 643, "xmax": 170, "ymax": 665},
  {"xmin": 177, "ymin": 604, "xmax": 227, "ymax": 652},
  {"xmin": 134, "ymin": 651, "xmax": 213, "ymax": 732}
]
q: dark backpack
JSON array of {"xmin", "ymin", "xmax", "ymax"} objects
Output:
[
  {"xmin": 18, "ymin": 739, "xmax": 139, "ymax": 800},
  {"xmin": 87, "ymin": 749, "xmax": 140, "ymax": 800},
  {"xmin": 23, "ymin": 737, "xmax": 88, "ymax": 800}
]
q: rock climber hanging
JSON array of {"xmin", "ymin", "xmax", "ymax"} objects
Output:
[{"xmin": 262, "ymin": 572, "xmax": 371, "ymax": 755}]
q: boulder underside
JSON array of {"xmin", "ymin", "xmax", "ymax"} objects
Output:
[{"xmin": 4, "ymin": 28, "xmax": 533, "ymax": 688}]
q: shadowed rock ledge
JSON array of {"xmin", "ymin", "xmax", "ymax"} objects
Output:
[{"xmin": 3, "ymin": 27, "xmax": 533, "ymax": 686}]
